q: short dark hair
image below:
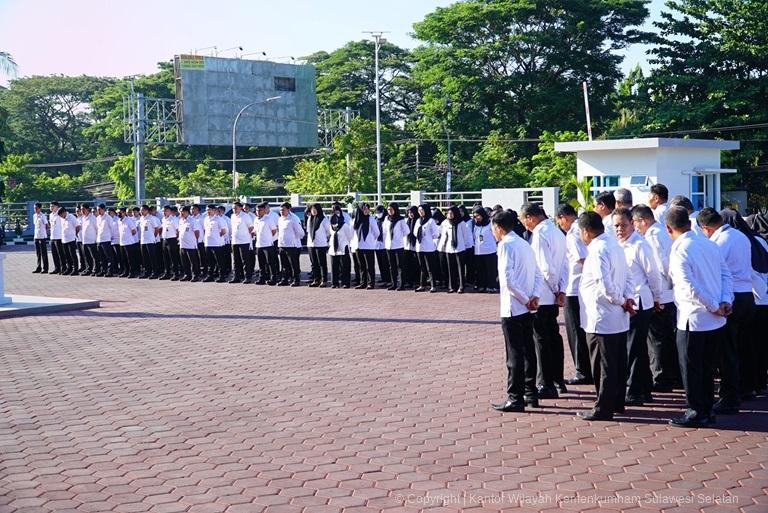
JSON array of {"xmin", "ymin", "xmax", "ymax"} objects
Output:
[
  {"xmin": 612, "ymin": 207, "xmax": 632, "ymax": 223},
  {"xmin": 50, "ymin": 201, "xmax": 59, "ymax": 206},
  {"xmin": 556, "ymin": 204, "xmax": 577, "ymax": 218},
  {"xmin": 650, "ymin": 183, "xmax": 669, "ymax": 202},
  {"xmin": 614, "ymin": 188, "xmax": 633, "ymax": 206},
  {"xmin": 280, "ymin": 202, "xmax": 292, "ymax": 209},
  {"xmin": 181, "ymin": 205, "xmax": 191, "ymax": 213},
  {"xmin": 520, "ymin": 202, "xmax": 546, "ymax": 218},
  {"xmin": 34, "ymin": 202, "xmax": 42, "ymax": 209},
  {"xmin": 233, "ymin": 201, "xmax": 243, "ymax": 208},
  {"xmin": 206, "ymin": 204, "xmax": 216, "ymax": 210},
  {"xmin": 631, "ymin": 204, "xmax": 654, "ymax": 221},
  {"xmin": 578, "ymin": 212, "xmax": 604, "ymax": 235},
  {"xmin": 664, "ymin": 206, "xmax": 691, "ymax": 230},
  {"xmin": 81, "ymin": 203, "xmax": 91, "ymax": 211},
  {"xmin": 491, "ymin": 211, "xmax": 519, "ymax": 233},
  {"xmin": 669, "ymin": 195, "xmax": 694, "ymax": 212},
  {"xmin": 108, "ymin": 207, "xmax": 116, "ymax": 213},
  {"xmin": 141, "ymin": 204, "xmax": 150, "ymax": 210},
  {"xmin": 97, "ymin": 203, "xmax": 106, "ymax": 210},
  {"xmin": 162, "ymin": 204, "xmax": 171, "ymax": 210},
  {"xmin": 697, "ymin": 207, "xmax": 722, "ymax": 228},
  {"xmin": 594, "ymin": 191, "xmax": 616, "ymax": 211},
  {"xmin": 257, "ymin": 202, "xmax": 269, "ymax": 209},
  {"xmin": 132, "ymin": 206, "xmax": 140, "ymax": 213}
]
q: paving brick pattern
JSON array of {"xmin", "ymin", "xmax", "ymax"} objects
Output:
[{"xmin": 1, "ymin": 248, "xmax": 766, "ymax": 513}]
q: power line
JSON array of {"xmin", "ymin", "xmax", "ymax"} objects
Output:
[
  {"xmin": 148, "ymin": 151, "xmax": 323, "ymax": 163},
  {"xmin": 25, "ymin": 156, "xmax": 120, "ymax": 168}
]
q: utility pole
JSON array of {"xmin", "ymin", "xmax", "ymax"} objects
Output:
[
  {"xmin": 415, "ymin": 143, "xmax": 420, "ymax": 183},
  {"xmin": 442, "ymin": 123, "xmax": 452, "ymax": 201},
  {"xmin": 365, "ymin": 31, "xmax": 388, "ymax": 205},
  {"xmin": 345, "ymin": 107, "xmax": 352, "ymax": 193},
  {"xmin": 231, "ymin": 96, "xmax": 281, "ymax": 195},
  {"xmin": 130, "ymin": 79, "xmax": 145, "ymax": 204}
]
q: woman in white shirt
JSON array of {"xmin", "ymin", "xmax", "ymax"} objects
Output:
[
  {"xmin": 306, "ymin": 203, "xmax": 331, "ymax": 287},
  {"xmin": 459, "ymin": 204, "xmax": 475, "ymax": 287},
  {"xmin": 381, "ymin": 202, "xmax": 409, "ymax": 290},
  {"xmin": 404, "ymin": 206, "xmax": 420, "ymax": 289},
  {"xmin": 351, "ymin": 203, "xmax": 380, "ymax": 289},
  {"xmin": 414, "ymin": 204, "xmax": 440, "ymax": 292},
  {"xmin": 432, "ymin": 207, "xmax": 448, "ymax": 288},
  {"xmin": 328, "ymin": 203, "xmax": 354, "ymax": 288},
  {"xmin": 438, "ymin": 206, "xmax": 473, "ymax": 293},
  {"xmin": 374, "ymin": 205, "xmax": 392, "ymax": 286},
  {"xmin": 473, "ymin": 206, "xmax": 498, "ymax": 292}
]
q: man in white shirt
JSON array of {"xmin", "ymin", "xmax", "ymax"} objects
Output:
[
  {"xmin": 277, "ymin": 202, "xmax": 305, "ymax": 287},
  {"xmin": 203, "ymin": 204, "xmax": 228, "ymax": 283},
  {"xmin": 138, "ymin": 205, "xmax": 162, "ymax": 279},
  {"xmin": 79, "ymin": 204, "xmax": 99, "ymax": 276},
  {"xmin": 614, "ymin": 188, "xmax": 633, "ymax": 209},
  {"xmin": 632, "ymin": 204, "xmax": 680, "ymax": 393},
  {"xmin": 230, "ymin": 202, "xmax": 255, "ymax": 284},
  {"xmin": 521, "ymin": 202, "xmax": 568, "ymax": 399},
  {"xmin": 59, "ymin": 207, "xmax": 80, "ymax": 275},
  {"xmin": 95, "ymin": 204, "xmax": 117, "ymax": 277},
  {"xmin": 32, "ymin": 202, "xmax": 50, "ymax": 274},
  {"xmin": 191, "ymin": 204, "xmax": 208, "ymax": 277},
  {"xmin": 108, "ymin": 207, "xmax": 122, "ymax": 275},
  {"xmin": 698, "ymin": 207, "xmax": 754, "ymax": 414},
  {"xmin": 577, "ymin": 212, "xmax": 636, "ymax": 421},
  {"xmin": 669, "ymin": 195, "xmax": 704, "ymax": 237},
  {"xmin": 490, "ymin": 211, "xmax": 544, "ymax": 413},
  {"xmin": 666, "ymin": 206, "xmax": 733, "ymax": 427},
  {"xmin": 243, "ymin": 203, "xmax": 258, "ymax": 279},
  {"xmin": 49, "ymin": 201, "xmax": 63, "ymax": 274},
  {"xmin": 159, "ymin": 205, "xmax": 181, "ymax": 281},
  {"xmin": 593, "ymin": 191, "xmax": 617, "ymax": 238},
  {"xmin": 178, "ymin": 205, "xmax": 202, "ymax": 282},
  {"xmin": 117, "ymin": 208, "xmax": 141, "ymax": 278},
  {"xmin": 556, "ymin": 204, "xmax": 592, "ymax": 386},
  {"xmin": 648, "ymin": 183, "xmax": 669, "ymax": 222},
  {"xmin": 217, "ymin": 205, "xmax": 233, "ymax": 280},
  {"xmin": 253, "ymin": 202, "xmax": 280, "ymax": 285},
  {"xmin": 613, "ymin": 207, "xmax": 663, "ymax": 406}
]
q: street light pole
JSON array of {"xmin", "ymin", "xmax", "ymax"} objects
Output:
[
  {"xmin": 442, "ymin": 122, "xmax": 452, "ymax": 201},
  {"xmin": 232, "ymin": 96, "xmax": 281, "ymax": 195},
  {"xmin": 366, "ymin": 32, "xmax": 387, "ymax": 205}
]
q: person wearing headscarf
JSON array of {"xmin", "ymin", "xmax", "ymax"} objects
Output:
[
  {"xmin": 306, "ymin": 203, "xmax": 331, "ymax": 287},
  {"xmin": 351, "ymin": 202, "xmax": 380, "ymax": 289},
  {"xmin": 432, "ymin": 207, "xmax": 448, "ymax": 288},
  {"xmin": 414, "ymin": 204, "xmax": 440, "ymax": 292},
  {"xmin": 458, "ymin": 204, "xmax": 476, "ymax": 286},
  {"xmin": 327, "ymin": 203, "xmax": 353, "ymax": 288},
  {"xmin": 472, "ymin": 206, "xmax": 498, "ymax": 292},
  {"xmin": 382, "ymin": 202, "xmax": 409, "ymax": 290},
  {"xmin": 403, "ymin": 206, "xmax": 421, "ymax": 289},
  {"xmin": 437, "ymin": 205, "xmax": 473, "ymax": 293},
  {"xmin": 374, "ymin": 205, "xmax": 392, "ymax": 286}
]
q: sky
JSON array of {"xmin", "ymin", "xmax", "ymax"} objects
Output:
[{"xmin": 0, "ymin": 0, "xmax": 664, "ymax": 86}]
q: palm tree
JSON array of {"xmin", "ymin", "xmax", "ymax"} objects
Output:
[{"xmin": 0, "ymin": 51, "xmax": 18, "ymax": 78}]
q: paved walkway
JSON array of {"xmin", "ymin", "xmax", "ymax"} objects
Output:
[{"xmin": 1, "ymin": 248, "xmax": 766, "ymax": 513}]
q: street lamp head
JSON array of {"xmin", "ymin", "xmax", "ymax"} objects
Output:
[{"xmin": 266, "ymin": 96, "xmax": 282, "ymax": 102}]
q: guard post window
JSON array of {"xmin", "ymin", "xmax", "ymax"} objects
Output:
[{"xmin": 274, "ymin": 76, "xmax": 296, "ymax": 92}]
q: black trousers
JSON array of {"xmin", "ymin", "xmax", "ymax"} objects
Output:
[
  {"xmin": 279, "ymin": 247, "xmax": 301, "ymax": 284},
  {"xmin": 140, "ymin": 243, "xmax": 161, "ymax": 277},
  {"xmin": 232, "ymin": 243, "xmax": 253, "ymax": 280},
  {"xmin": 97, "ymin": 242, "xmax": 116, "ymax": 275},
  {"xmin": 436, "ymin": 251, "xmax": 448, "ymax": 286},
  {"xmin": 755, "ymin": 305, "xmax": 768, "ymax": 391},
  {"xmin": 121, "ymin": 244, "xmax": 141, "ymax": 276},
  {"xmin": 588, "ymin": 331, "xmax": 627, "ymax": 416},
  {"xmin": 162, "ymin": 238, "xmax": 182, "ymax": 277},
  {"xmin": 501, "ymin": 313, "xmax": 537, "ymax": 404},
  {"xmin": 77, "ymin": 242, "xmax": 87, "ymax": 271},
  {"xmin": 309, "ymin": 247, "xmax": 328, "ymax": 283},
  {"xmin": 114, "ymin": 244, "xmax": 124, "ymax": 274},
  {"xmin": 386, "ymin": 248, "xmax": 404, "ymax": 287},
  {"xmin": 205, "ymin": 246, "xmax": 226, "ymax": 280},
  {"xmin": 222, "ymin": 245, "xmax": 232, "ymax": 276},
  {"xmin": 197, "ymin": 242, "xmax": 208, "ymax": 275},
  {"xmin": 677, "ymin": 326, "xmax": 721, "ymax": 418},
  {"xmin": 34, "ymin": 239, "xmax": 49, "ymax": 271},
  {"xmin": 51, "ymin": 239, "xmax": 63, "ymax": 272},
  {"xmin": 648, "ymin": 302, "xmax": 680, "ymax": 388},
  {"xmin": 732, "ymin": 292, "xmax": 757, "ymax": 397},
  {"xmin": 352, "ymin": 251, "xmax": 361, "ymax": 284},
  {"xmin": 356, "ymin": 249, "xmax": 376, "ymax": 286},
  {"xmin": 719, "ymin": 292, "xmax": 755, "ymax": 404},
  {"xmin": 402, "ymin": 249, "xmax": 419, "ymax": 287},
  {"xmin": 416, "ymin": 251, "xmax": 438, "ymax": 288},
  {"xmin": 376, "ymin": 249, "xmax": 391, "ymax": 283},
  {"xmin": 446, "ymin": 252, "xmax": 465, "ymax": 291},
  {"xmin": 533, "ymin": 304, "xmax": 565, "ymax": 389},
  {"xmin": 83, "ymin": 243, "xmax": 99, "ymax": 273},
  {"xmin": 564, "ymin": 296, "xmax": 592, "ymax": 381},
  {"xmin": 474, "ymin": 253, "xmax": 497, "ymax": 290},
  {"xmin": 331, "ymin": 248, "xmax": 352, "ymax": 286},
  {"xmin": 61, "ymin": 241, "xmax": 78, "ymax": 273},
  {"xmin": 257, "ymin": 245, "xmax": 280, "ymax": 283},
  {"xmin": 626, "ymin": 305, "xmax": 653, "ymax": 400},
  {"xmin": 463, "ymin": 249, "xmax": 475, "ymax": 285},
  {"xmin": 181, "ymin": 248, "xmax": 201, "ymax": 279}
]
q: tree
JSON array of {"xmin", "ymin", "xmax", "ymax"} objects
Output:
[
  {"xmin": 530, "ymin": 130, "xmax": 588, "ymax": 200},
  {"xmin": 0, "ymin": 52, "xmax": 17, "ymax": 78},
  {"xmin": 0, "ymin": 154, "xmax": 88, "ymax": 202}
]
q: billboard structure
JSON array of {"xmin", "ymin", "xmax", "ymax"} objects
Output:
[{"xmin": 173, "ymin": 55, "xmax": 318, "ymax": 148}]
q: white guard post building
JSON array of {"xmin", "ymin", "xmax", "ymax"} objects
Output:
[{"xmin": 554, "ymin": 138, "xmax": 740, "ymax": 211}]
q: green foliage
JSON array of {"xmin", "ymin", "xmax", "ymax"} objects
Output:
[
  {"xmin": 569, "ymin": 177, "xmax": 596, "ymax": 213},
  {"xmin": 457, "ymin": 132, "xmax": 530, "ymax": 190},
  {"xmin": 530, "ymin": 131, "xmax": 588, "ymax": 200},
  {"xmin": 0, "ymin": 154, "xmax": 88, "ymax": 202}
]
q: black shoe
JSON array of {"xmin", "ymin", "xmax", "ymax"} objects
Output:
[
  {"xmin": 643, "ymin": 393, "xmax": 653, "ymax": 403},
  {"xmin": 69, "ymin": 271, "xmax": 79, "ymax": 276},
  {"xmin": 387, "ymin": 285, "xmax": 397, "ymax": 291},
  {"xmin": 366, "ymin": 285, "xmax": 374, "ymax": 290},
  {"xmin": 242, "ymin": 279, "xmax": 251, "ymax": 284},
  {"xmin": 159, "ymin": 275, "xmax": 171, "ymax": 280},
  {"xmin": 670, "ymin": 414, "xmax": 715, "ymax": 428},
  {"xmin": 415, "ymin": 286, "xmax": 426, "ymax": 292},
  {"xmin": 228, "ymin": 278, "xmax": 241, "ymax": 284},
  {"xmin": 566, "ymin": 377, "xmax": 592, "ymax": 385},
  {"xmin": 625, "ymin": 397, "xmax": 645, "ymax": 407},
  {"xmin": 556, "ymin": 382, "xmax": 568, "ymax": 394},
  {"xmin": 577, "ymin": 410, "xmax": 613, "ymax": 421},
  {"xmin": 277, "ymin": 280, "xmax": 289, "ymax": 286},
  {"xmin": 355, "ymin": 284, "xmax": 366, "ymax": 289},
  {"xmin": 149, "ymin": 274, "xmax": 160, "ymax": 280},
  {"xmin": 447, "ymin": 289, "xmax": 455, "ymax": 294},
  {"xmin": 614, "ymin": 405, "xmax": 626, "ymax": 414},
  {"xmin": 32, "ymin": 268, "xmax": 41, "ymax": 274},
  {"xmin": 191, "ymin": 277, "xmax": 201, "ymax": 283},
  {"xmin": 491, "ymin": 400, "xmax": 525, "ymax": 413},
  {"xmin": 396, "ymin": 286, "xmax": 405, "ymax": 291},
  {"xmin": 267, "ymin": 281, "xmax": 277, "ymax": 286},
  {"xmin": 524, "ymin": 395, "xmax": 539, "ymax": 408},
  {"xmin": 171, "ymin": 276, "xmax": 180, "ymax": 282},
  {"xmin": 429, "ymin": 287, "xmax": 437, "ymax": 293},
  {"xmin": 318, "ymin": 282, "xmax": 327, "ymax": 288},
  {"xmin": 308, "ymin": 281, "xmax": 320, "ymax": 288},
  {"xmin": 203, "ymin": 277, "xmax": 215, "ymax": 282},
  {"xmin": 50, "ymin": 270, "xmax": 60, "ymax": 275},
  {"xmin": 180, "ymin": 276, "xmax": 192, "ymax": 282},
  {"xmin": 41, "ymin": 270, "xmax": 49, "ymax": 274},
  {"xmin": 457, "ymin": 288, "xmax": 464, "ymax": 294},
  {"xmin": 291, "ymin": 281, "xmax": 301, "ymax": 287},
  {"xmin": 139, "ymin": 275, "xmax": 150, "ymax": 279},
  {"xmin": 255, "ymin": 280, "xmax": 267, "ymax": 285},
  {"xmin": 342, "ymin": 284, "xmax": 350, "ymax": 289},
  {"xmin": 713, "ymin": 400, "xmax": 739, "ymax": 415},
  {"xmin": 537, "ymin": 387, "xmax": 559, "ymax": 400},
  {"xmin": 331, "ymin": 284, "xmax": 339, "ymax": 289}
]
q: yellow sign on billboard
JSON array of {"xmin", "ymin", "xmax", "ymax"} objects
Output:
[{"xmin": 178, "ymin": 55, "xmax": 205, "ymax": 70}]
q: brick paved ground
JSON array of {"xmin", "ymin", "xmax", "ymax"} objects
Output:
[{"xmin": 1, "ymin": 247, "xmax": 766, "ymax": 513}]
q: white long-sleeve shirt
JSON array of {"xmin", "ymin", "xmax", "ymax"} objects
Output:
[
  {"xmin": 652, "ymin": 203, "xmax": 668, "ymax": 223},
  {"xmin": 642, "ymin": 222, "xmax": 674, "ymax": 304},
  {"xmin": 61, "ymin": 214, "xmax": 78, "ymax": 243},
  {"xmin": 579, "ymin": 233, "xmax": 634, "ymax": 335},
  {"xmin": 709, "ymin": 224, "xmax": 754, "ymax": 294},
  {"xmin": 497, "ymin": 232, "xmax": 544, "ymax": 318},
  {"xmin": 96, "ymin": 214, "xmax": 113, "ymax": 243},
  {"xmin": 161, "ymin": 215, "xmax": 180, "ymax": 240},
  {"xmin": 414, "ymin": 218, "xmax": 440, "ymax": 253},
  {"xmin": 117, "ymin": 216, "xmax": 137, "ymax": 246},
  {"xmin": 306, "ymin": 217, "xmax": 332, "ymax": 248},
  {"xmin": 253, "ymin": 215, "xmax": 278, "ymax": 248},
  {"xmin": 203, "ymin": 215, "xmax": 227, "ymax": 247},
  {"xmin": 277, "ymin": 213, "xmax": 304, "ymax": 248},
  {"xmin": 670, "ymin": 230, "xmax": 733, "ymax": 332},
  {"xmin": 328, "ymin": 221, "xmax": 354, "ymax": 256},
  {"xmin": 564, "ymin": 224, "xmax": 588, "ymax": 297},
  {"xmin": 530, "ymin": 219, "xmax": 567, "ymax": 305},
  {"xmin": 473, "ymin": 223, "xmax": 497, "ymax": 256},
  {"xmin": 437, "ymin": 221, "xmax": 473, "ymax": 253},
  {"xmin": 33, "ymin": 212, "xmax": 48, "ymax": 239},
  {"xmin": 381, "ymin": 217, "xmax": 409, "ymax": 250},
  {"xmin": 49, "ymin": 211, "xmax": 62, "ymax": 240},
  {"xmin": 619, "ymin": 231, "xmax": 663, "ymax": 311},
  {"xmin": 230, "ymin": 212, "xmax": 253, "ymax": 245},
  {"xmin": 79, "ymin": 213, "xmax": 98, "ymax": 244},
  {"xmin": 178, "ymin": 216, "xmax": 201, "ymax": 250},
  {"xmin": 351, "ymin": 215, "xmax": 380, "ymax": 251},
  {"xmin": 138, "ymin": 215, "xmax": 161, "ymax": 244}
]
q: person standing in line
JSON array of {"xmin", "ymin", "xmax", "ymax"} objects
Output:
[
  {"xmin": 631, "ymin": 204, "xmax": 680, "ymax": 392},
  {"xmin": 75, "ymin": 206, "xmax": 86, "ymax": 273},
  {"xmin": 593, "ymin": 192, "xmax": 617, "ymax": 238},
  {"xmin": 374, "ymin": 205, "xmax": 392, "ymax": 285},
  {"xmin": 459, "ymin": 204, "xmax": 475, "ymax": 287},
  {"xmin": 253, "ymin": 202, "xmax": 279, "ymax": 285},
  {"xmin": 203, "ymin": 205, "xmax": 228, "ymax": 283},
  {"xmin": 520, "ymin": 202, "xmax": 568, "ymax": 398},
  {"xmin": 32, "ymin": 203, "xmax": 49, "ymax": 274},
  {"xmin": 138, "ymin": 205, "xmax": 162, "ymax": 279},
  {"xmin": 613, "ymin": 207, "xmax": 663, "ymax": 406},
  {"xmin": 49, "ymin": 201, "xmax": 63, "ymax": 274},
  {"xmin": 218, "ymin": 205, "xmax": 233, "ymax": 280},
  {"xmin": 403, "ymin": 206, "xmax": 421, "ymax": 290},
  {"xmin": 490, "ymin": 211, "xmax": 544, "ymax": 413},
  {"xmin": 160, "ymin": 205, "xmax": 182, "ymax": 281},
  {"xmin": 243, "ymin": 203, "xmax": 257, "ymax": 279},
  {"xmin": 230, "ymin": 202, "xmax": 254, "ymax": 284},
  {"xmin": 414, "ymin": 204, "xmax": 440, "ymax": 293},
  {"xmin": 191, "ymin": 204, "xmax": 208, "ymax": 278},
  {"xmin": 750, "ymin": 234, "xmax": 768, "ymax": 394},
  {"xmin": 59, "ymin": 207, "xmax": 79, "ymax": 275},
  {"xmin": 669, "ymin": 195, "xmax": 704, "ymax": 237},
  {"xmin": 351, "ymin": 202, "xmax": 380, "ymax": 290},
  {"xmin": 277, "ymin": 202, "xmax": 305, "ymax": 287},
  {"xmin": 381, "ymin": 202, "xmax": 409, "ymax": 291},
  {"xmin": 117, "ymin": 208, "xmax": 140, "ymax": 278},
  {"xmin": 648, "ymin": 184, "xmax": 669, "ymax": 222},
  {"xmin": 472, "ymin": 206, "xmax": 498, "ymax": 293},
  {"xmin": 438, "ymin": 205, "xmax": 473, "ymax": 294},
  {"xmin": 577, "ymin": 211, "xmax": 636, "ymax": 421},
  {"xmin": 79, "ymin": 204, "xmax": 99, "ymax": 276},
  {"xmin": 432, "ymin": 207, "xmax": 448, "ymax": 288},
  {"xmin": 328, "ymin": 203, "xmax": 354, "ymax": 289},
  {"xmin": 555, "ymin": 204, "xmax": 592, "ymax": 386},
  {"xmin": 95, "ymin": 204, "xmax": 116, "ymax": 277},
  {"xmin": 109, "ymin": 207, "xmax": 123, "ymax": 275},
  {"xmin": 306, "ymin": 203, "xmax": 331, "ymax": 287},
  {"xmin": 614, "ymin": 188, "xmax": 633, "ymax": 209},
  {"xmin": 178, "ymin": 206, "xmax": 202, "ymax": 282},
  {"xmin": 666, "ymin": 206, "xmax": 732, "ymax": 427},
  {"xmin": 698, "ymin": 207, "xmax": 755, "ymax": 414}
]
